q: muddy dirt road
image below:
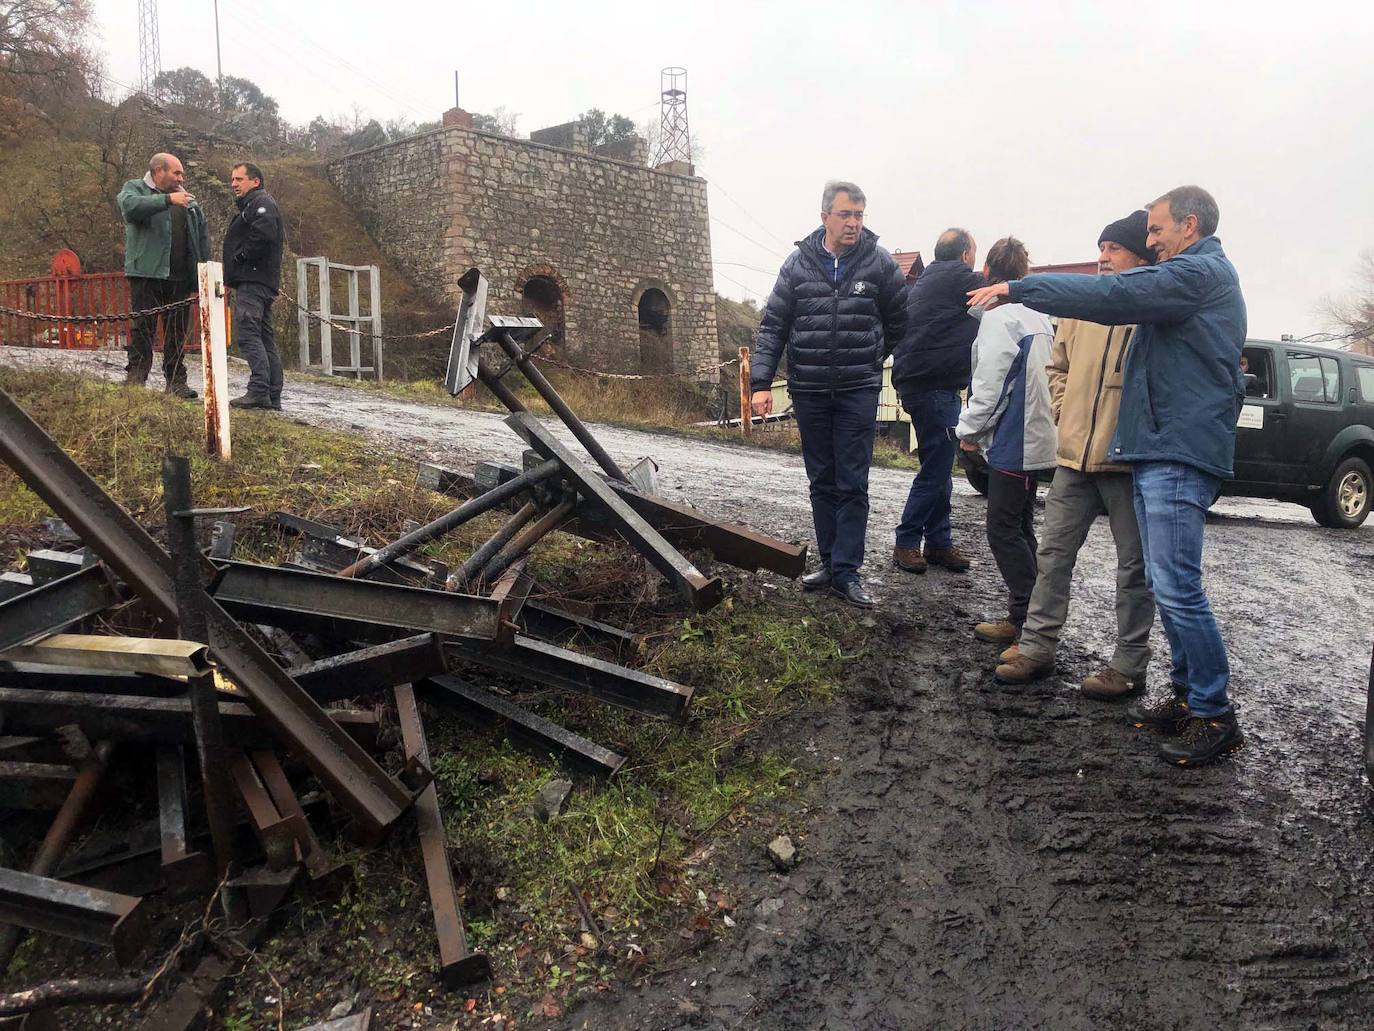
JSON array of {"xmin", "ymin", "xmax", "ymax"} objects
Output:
[{"xmin": 7, "ymin": 350, "xmax": 1374, "ymax": 1029}]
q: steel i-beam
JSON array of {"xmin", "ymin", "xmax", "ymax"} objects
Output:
[
  {"xmin": 0, "ymin": 388, "xmax": 416, "ymax": 839},
  {"xmin": 505, "ymin": 412, "xmax": 723, "ymax": 611},
  {"xmin": 393, "ymin": 684, "xmax": 491, "ymax": 987},
  {"xmin": 0, "ymin": 867, "xmax": 148, "ymax": 967}
]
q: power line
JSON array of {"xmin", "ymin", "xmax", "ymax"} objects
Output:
[
  {"xmin": 708, "ymin": 179, "xmax": 792, "ymax": 249},
  {"xmin": 710, "ymin": 216, "xmax": 787, "ymax": 258},
  {"xmin": 715, "ymin": 260, "xmax": 779, "ymax": 276}
]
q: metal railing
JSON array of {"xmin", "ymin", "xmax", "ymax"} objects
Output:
[{"xmin": 0, "ymin": 272, "xmax": 201, "ymax": 352}]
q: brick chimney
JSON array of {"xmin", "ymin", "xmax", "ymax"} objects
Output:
[{"xmin": 442, "ymin": 107, "xmax": 475, "ymax": 129}]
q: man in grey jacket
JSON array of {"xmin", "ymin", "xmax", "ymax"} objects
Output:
[{"xmin": 116, "ymin": 152, "xmax": 210, "ymax": 398}]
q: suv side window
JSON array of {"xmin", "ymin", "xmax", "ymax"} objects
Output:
[
  {"xmin": 1288, "ymin": 352, "xmax": 1340, "ymax": 404},
  {"xmin": 1241, "ymin": 346, "xmax": 1273, "ymax": 398},
  {"xmin": 1358, "ymin": 365, "xmax": 1374, "ymax": 403}
]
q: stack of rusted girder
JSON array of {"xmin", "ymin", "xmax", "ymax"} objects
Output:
[{"xmin": 0, "ymin": 297, "xmax": 809, "ymax": 1026}]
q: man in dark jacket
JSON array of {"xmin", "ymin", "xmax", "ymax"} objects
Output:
[
  {"xmin": 116, "ymin": 152, "xmax": 210, "ymax": 398},
  {"xmin": 889, "ymin": 228, "xmax": 984, "ymax": 574},
  {"xmin": 750, "ymin": 180, "xmax": 908, "ymax": 608},
  {"xmin": 968, "ymin": 185, "xmax": 1246, "ymax": 767},
  {"xmin": 223, "ymin": 162, "xmax": 285, "ymax": 410}
]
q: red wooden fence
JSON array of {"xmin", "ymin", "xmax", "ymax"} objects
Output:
[{"xmin": 0, "ymin": 272, "xmax": 200, "ymax": 352}]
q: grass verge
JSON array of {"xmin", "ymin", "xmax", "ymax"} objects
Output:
[{"xmin": 0, "ymin": 365, "xmax": 863, "ymax": 1029}]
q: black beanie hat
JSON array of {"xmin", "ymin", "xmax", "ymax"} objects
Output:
[{"xmin": 1098, "ymin": 209, "xmax": 1154, "ymax": 264}]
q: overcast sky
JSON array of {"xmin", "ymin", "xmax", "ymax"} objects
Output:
[{"xmin": 89, "ymin": 0, "xmax": 1373, "ymax": 339}]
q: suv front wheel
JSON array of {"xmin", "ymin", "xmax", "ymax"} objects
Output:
[{"xmin": 1311, "ymin": 456, "xmax": 1372, "ymax": 529}]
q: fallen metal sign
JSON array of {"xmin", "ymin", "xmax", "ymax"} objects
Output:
[
  {"xmin": 0, "ymin": 388, "xmax": 417, "ymax": 838},
  {"xmin": 446, "ymin": 636, "xmax": 693, "ymax": 721},
  {"xmin": 211, "ymin": 562, "xmax": 501, "ymax": 643},
  {"xmin": 394, "ymin": 684, "xmax": 492, "ymax": 987},
  {"xmin": 0, "ymin": 867, "xmax": 148, "ymax": 966},
  {"xmin": 0, "ymin": 564, "xmax": 121, "ymax": 651},
  {"xmin": 419, "ymin": 675, "xmax": 625, "ymax": 779},
  {"xmin": 506, "ymin": 411, "xmax": 724, "ymax": 611}
]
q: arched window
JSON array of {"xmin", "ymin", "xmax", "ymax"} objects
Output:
[{"xmin": 518, "ymin": 272, "xmax": 566, "ymax": 353}]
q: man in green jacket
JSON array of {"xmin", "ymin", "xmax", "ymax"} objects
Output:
[{"xmin": 116, "ymin": 152, "xmax": 210, "ymax": 398}]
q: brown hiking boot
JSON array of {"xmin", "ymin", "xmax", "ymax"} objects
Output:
[
  {"xmin": 893, "ymin": 546, "xmax": 927, "ymax": 574},
  {"xmin": 974, "ymin": 620, "xmax": 1019, "ymax": 645},
  {"xmin": 995, "ymin": 651, "xmax": 1054, "ymax": 684},
  {"xmin": 924, "ymin": 546, "xmax": 970, "ymax": 572},
  {"xmin": 999, "ymin": 643, "xmax": 1021, "ymax": 663},
  {"xmin": 1081, "ymin": 666, "xmax": 1147, "ymax": 700}
]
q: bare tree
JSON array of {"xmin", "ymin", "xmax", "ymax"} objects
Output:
[{"xmin": 1326, "ymin": 250, "xmax": 1374, "ymax": 353}]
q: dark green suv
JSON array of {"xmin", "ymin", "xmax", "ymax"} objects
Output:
[{"xmin": 1230, "ymin": 340, "xmax": 1374, "ymax": 528}]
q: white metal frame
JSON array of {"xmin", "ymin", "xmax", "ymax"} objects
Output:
[{"xmin": 296, "ymin": 256, "xmax": 383, "ymax": 379}]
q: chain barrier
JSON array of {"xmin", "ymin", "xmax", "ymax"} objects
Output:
[
  {"xmin": 0, "ymin": 295, "xmax": 197, "ymax": 324},
  {"xmin": 280, "ymin": 293, "xmax": 460, "ymax": 342},
  {"xmin": 526, "ymin": 351, "xmax": 740, "ymax": 381}
]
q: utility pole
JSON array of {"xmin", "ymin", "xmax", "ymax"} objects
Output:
[
  {"xmin": 214, "ymin": 0, "xmax": 224, "ymax": 103},
  {"xmin": 454, "ymin": 70, "xmax": 460, "ymax": 108}
]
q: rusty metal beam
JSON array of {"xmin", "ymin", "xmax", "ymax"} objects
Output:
[
  {"xmin": 393, "ymin": 684, "xmax": 491, "ymax": 987},
  {"xmin": 445, "ymin": 636, "xmax": 692, "ymax": 720},
  {"xmin": 506, "ymin": 412, "xmax": 723, "ymax": 611},
  {"xmin": 0, "ymin": 762, "xmax": 78, "ymax": 810},
  {"xmin": 420, "ymin": 459, "xmax": 807, "ymax": 577},
  {"xmin": 228, "ymin": 753, "xmax": 310, "ymax": 872},
  {"xmin": 266, "ymin": 511, "xmax": 440, "ymax": 586},
  {"xmin": 0, "ymin": 388, "xmax": 416, "ymax": 838},
  {"xmin": 251, "ymin": 750, "xmax": 350, "ymax": 891},
  {"xmin": 155, "ymin": 748, "xmax": 214, "ymax": 893},
  {"xmin": 0, "ymin": 868, "xmax": 147, "ymax": 967},
  {"xmin": 418, "ymin": 675, "xmax": 625, "ymax": 779},
  {"xmin": 0, "ymin": 564, "xmax": 121, "ymax": 652},
  {"xmin": 519, "ymin": 601, "xmax": 642, "ymax": 658},
  {"xmin": 334, "ymin": 459, "xmax": 561, "ymax": 580},
  {"xmin": 448, "ymin": 500, "xmax": 538, "ymax": 589},
  {"xmin": 284, "ymin": 635, "xmax": 449, "ymax": 705},
  {"xmin": 0, "ymin": 688, "xmax": 380, "ymax": 750},
  {"xmin": 0, "ymin": 740, "xmax": 113, "ymax": 974},
  {"xmin": 211, "ymin": 562, "xmax": 500, "ymax": 643}
]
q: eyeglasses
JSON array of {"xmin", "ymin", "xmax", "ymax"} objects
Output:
[{"xmin": 827, "ymin": 210, "xmax": 865, "ymax": 221}]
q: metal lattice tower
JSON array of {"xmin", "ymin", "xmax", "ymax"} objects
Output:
[
  {"xmin": 653, "ymin": 67, "xmax": 692, "ymax": 167},
  {"xmin": 137, "ymin": 0, "xmax": 162, "ymax": 98}
]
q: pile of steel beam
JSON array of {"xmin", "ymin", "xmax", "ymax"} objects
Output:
[{"xmin": 0, "ymin": 301, "xmax": 809, "ymax": 1025}]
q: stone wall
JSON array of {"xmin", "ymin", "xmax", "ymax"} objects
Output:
[{"xmin": 324, "ymin": 124, "xmax": 719, "ymax": 384}]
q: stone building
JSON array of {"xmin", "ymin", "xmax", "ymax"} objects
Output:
[{"xmin": 324, "ymin": 109, "xmax": 719, "ymax": 384}]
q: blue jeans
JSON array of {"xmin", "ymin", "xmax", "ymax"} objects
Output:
[
  {"xmin": 1131, "ymin": 461, "xmax": 1232, "ymax": 717},
  {"xmin": 895, "ymin": 388, "xmax": 962, "ymax": 551},
  {"xmin": 791, "ymin": 387, "xmax": 880, "ymax": 586}
]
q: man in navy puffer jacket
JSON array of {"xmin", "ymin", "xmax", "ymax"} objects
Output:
[{"xmin": 750, "ymin": 180, "xmax": 908, "ymax": 608}]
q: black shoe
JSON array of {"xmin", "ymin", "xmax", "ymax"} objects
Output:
[
  {"xmin": 801, "ymin": 569, "xmax": 832, "ymax": 592},
  {"xmin": 229, "ymin": 394, "xmax": 273, "ymax": 410},
  {"xmin": 830, "ymin": 580, "xmax": 875, "ymax": 609},
  {"xmin": 1159, "ymin": 713, "xmax": 1244, "ymax": 767},
  {"xmin": 269, "ymin": 396, "xmax": 283, "ymax": 410},
  {"xmin": 166, "ymin": 381, "xmax": 198, "ymax": 400},
  {"xmin": 1127, "ymin": 691, "xmax": 1191, "ymax": 732}
]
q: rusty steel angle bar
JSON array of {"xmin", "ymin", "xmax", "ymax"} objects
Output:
[
  {"xmin": 0, "ymin": 762, "xmax": 79, "ymax": 810},
  {"xmin": 445, "ymin": 636, "xmax": 692, "ymax": 720},
  {"xmin": 228, "ymin": 753, "xmax": 310, "ymax": 871},
  {"xmin": 211, "ymin": 562, "xmax": 500, "ymax": 643},
  {"xmin": 0, "ymin": 564, "xmax": 121, "ymax": 651},
  {"xmin": 0, "ymin": 389, "xmax": 415, "ymax": 838},
  {"xmin": 505, "ymin": 412, "xmax": 723, "ymax": 611},
  {"xmin": 267, "ymin": 511, "xmax": 439, "ymax": 585},
  {"xmin": 393, "ymin": 684, "xmax": 492, "ymax": 987},
  {"xmin": 518, "ymin": 601, "xmax": 642, "ymax": 658},
  {"xmin": 418, "ymin": 675, "xmax": 625, "ymax": 779},
  {"xmin": 155, "ymin": 747, "xmax": 214, "ymax": 890},
  {"xmin": 0, "ymin": 867, "xmax": 147, "ymax": 967}
]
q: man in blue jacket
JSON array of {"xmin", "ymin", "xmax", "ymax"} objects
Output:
[
  {"xmin": 889, "ymin": 228, "xmax": 983, "ymax": 575},
  {"xmin": 750, "ymin": 181, "xmax": 908, "ymax": 608},
  {"xmin": 967, "ymin": 185, "xmax": 1246, "ymax": 767}
]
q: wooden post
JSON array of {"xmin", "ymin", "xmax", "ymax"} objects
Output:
[
  {"xmin": 198, "ymin": 262, "xmax": 231, "ymax": 461},
  {"xmin": 738, "ymin": 346, "xmax": 752, "ymax": 437},
  {"xmin": 295, "ymin": 257, "xmax": 310, "ymax": 371},
  {"xmin": 369, "ymin": 264, "xmax": 383, "ymax": 381}
]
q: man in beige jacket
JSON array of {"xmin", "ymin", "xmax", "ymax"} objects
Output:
[{"xmin": 994, "ymin": 211, "xmax": 1156, "ymax": 695}]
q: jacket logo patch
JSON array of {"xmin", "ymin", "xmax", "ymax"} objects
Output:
[
  {"xmin": 852, "ymin": 282, "xmax": 869, "ymax": 295},
  {"xmin": 257, "ymin": 207, "xmax": 267, "ymax": 214}
]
